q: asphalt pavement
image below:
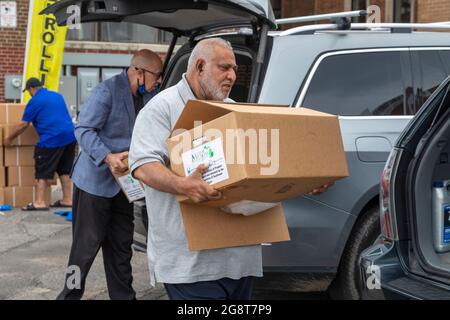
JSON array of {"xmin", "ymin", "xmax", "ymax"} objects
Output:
[{"xmin": 0, "ymin": 208, "xmax": 328, "ymax": 300}]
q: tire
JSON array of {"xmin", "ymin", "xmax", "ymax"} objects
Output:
[{"xmin": 328, "ymin": 205, "xmax": 380, "ymax": 300}]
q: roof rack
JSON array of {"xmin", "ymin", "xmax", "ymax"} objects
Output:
[
  {"xmin": 276, "ymin": 10, "xmax": 366, "ymax": 26},
  {"xmin": 275, "ymin": 10, "xmax": 450, "ymax": 36},
  {"xmin": 279, "ymin": 22, "xmax": 450, "ymax": 36}
]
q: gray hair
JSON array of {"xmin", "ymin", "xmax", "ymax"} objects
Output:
[{"xmin": 187, "ymin": 38, "xmax": 233, "ymax": 74}]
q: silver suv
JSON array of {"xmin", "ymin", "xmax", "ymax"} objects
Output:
[{"xmin": 45, "ymin": 0, "xmax": 450, "ymax": 299}]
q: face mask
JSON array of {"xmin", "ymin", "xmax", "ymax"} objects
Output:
[
  {"xmin": 137, "ymin": 78, "xmax": 148, "ymax": 95},
  {"xmin": 138, "ymin": 80, "xmax": 160, "ymax": 99}
]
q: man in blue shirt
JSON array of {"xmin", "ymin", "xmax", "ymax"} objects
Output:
[{"xmin": 5, "ymin": 77, "xmax": 76, "ymax": 210}]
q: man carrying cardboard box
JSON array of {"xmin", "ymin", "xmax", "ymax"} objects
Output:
[
  {"xmin": 5, "ymin": 78, "xmax": 76, "ymax": 210},
  {"xmin": 129, "ymin": 38, "xmax": 332, "ymax": 300},
  {"xmin": 56, "ymin": 49, "xmax": 162, "ymax": 300}
]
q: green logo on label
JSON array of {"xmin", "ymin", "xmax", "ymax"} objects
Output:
[
  {"xmin": 204, "ymin": 145, "xmax": 214, "ymax": 158},
  {"xmin": 191, "ymin": 145, "xmax": 214, "ymax": 162}
]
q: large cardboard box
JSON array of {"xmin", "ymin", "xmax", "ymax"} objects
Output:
[
  {"xmin": 0, "ymin": 188, "xmax": 5, "ymax": 204},
  {"xmin": 0, "ymin": 167, "xmax": 5, "ymax": 187},
  {"xmin": 168, "ymin": 101, "xmax": 349, "ymax": 205},
  {"xmin": 4, "ymin": 186, "xmax": 51, "ymax": 207},
  {"xmin": 167, "ymin": 100, "xmax": 349, "ymax": 251},
  {"xmin": 0, "ymin": 104, "xmax": 25, "ymax": 124},
  {"xmin": 2, "ymin": 124, "xmax": 38, "ymax": 146},
  {"xmin": 180, "ymin": 202, "xmax": 289, "ymax": 251},
  {"xmin": 5, "ymin": 146, "xmax": 34, "ymax": 166},
  {"xmin": 7, "ymin": 166, "xmax": 56, "ymax": 186},
  {"xmin": 7, "ymin": 166, "xmax": 35, "ymax": 186}
]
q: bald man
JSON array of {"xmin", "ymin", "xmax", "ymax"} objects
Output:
[
  {"xmin": 57, "ymin": 49, "xmax": 163, "ymax": 300},
  {"xmin": 129, "ymin": 38, "xmax": 261, "ymax": 300}
]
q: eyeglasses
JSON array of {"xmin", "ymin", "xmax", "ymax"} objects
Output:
[{"xmin": 135, "ymin": 67, "xmax": 162, "ymax": 79}]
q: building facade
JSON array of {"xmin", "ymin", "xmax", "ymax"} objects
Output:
[
  {"xmin": 1, "ymin": 0, "xmax": 450, "ymax": 105},
  {"xmin": 274, "ymin": 0, "xmax": 450, "ymax": 23}
]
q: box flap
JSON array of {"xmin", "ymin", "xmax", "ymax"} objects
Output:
[
  {"xmin": 172, "ymin": 100, "xmax": 234, "ymax": 134},
  {"xmin": 172, "ymin": 100, "xmax": 334, "ymax": 134},
  {"xmin": 205, "ymin": 102, "xmax": 335, "ymax": 117},
  {"xmin": 179, "ymin": 202, "xmax": 290, "ymax": 251}
]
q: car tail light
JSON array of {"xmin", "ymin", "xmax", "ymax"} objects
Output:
[{"xmin": 380, "ymin": 148, "xmax": 400, "ymax": 241}]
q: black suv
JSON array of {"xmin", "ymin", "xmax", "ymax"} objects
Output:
[{"xmin": 360, "ymin": 76, "xmax": 450, "ymax": 300}]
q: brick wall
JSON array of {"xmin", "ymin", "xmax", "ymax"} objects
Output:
[
  {"xmin": 0, "ymin": 0, "xmax": 29, "ymax": 102},
  {"xmin": 280, "ymin": 0, "xmax": 345, "ymax": 29},
  {"xmin": 0, "ymin": 1, "xmax": 168, "ymax": 103},
  {"xmin": 368, "ymin": 0, "xmax": 386, "ymax": 22},
  {"xmin": 281, "ymin": 0, "xmax": 314, "ymax": 18},
  {"xmin": 315, "ymin": 0, "xmax": 345, "ymax": 14},
  {"xmin": 280, "ymin": 0, "xmax": 345, "ymax": 18},
  {"xmin": 416, "ymin": 0, "xmax": 450, "ymax": 22},
  {"xmin": 281, "ymin": 0, "xmax": 450, "ymax": 25}
]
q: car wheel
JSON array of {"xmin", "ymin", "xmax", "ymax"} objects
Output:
[{"xmin": 328, "ymin": 205, "xmax": 380, "ymax": 300}]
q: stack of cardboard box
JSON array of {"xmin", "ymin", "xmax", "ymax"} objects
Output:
[{"xmin": 0, "ymin": 103, "xmax": 51, "ymax": 207}]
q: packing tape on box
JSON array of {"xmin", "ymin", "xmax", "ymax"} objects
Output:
[
  {"xmin": 220, "ymin": 200, "xmax": 280, "ymax": 216},
  {"xmin": 18, "ymin": 167, "xmax": 22, "ymax": 184},
  {"xmin": 15, "ymin": 147, "xmax": 19, "ymax": 166},
  {"xmin": 12, "ymin": 187, "xmax": 15, "ymax": 206}
]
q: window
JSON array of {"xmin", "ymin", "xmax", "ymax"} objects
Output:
[
  {"xmin": 66, "ymin": 22, "xmax": 98, "ymax": 41},
  {"xmin": 440, "ymin": 51, "xmax": 450, "ymax": 74},
  {"xmin": 67, "ymin": 22, "xmax": 173, "ymax": 44},
  {"xmin": 303, "ymin": 51, "xmax": 408, "ymax": 116},
  {"xmin": 100, "ymin": 22, "xmax": 159, "ymax": 43},
  {"xmin": 271, "ymin": 0, "xmax": 281, "ymax": 19},
  {"xmin": 414, "ymin": 51, "xmax": 449, "ymax": 108},
  {"xmin": 352, "ymin": 0, "xmax": 367, "ymax": 22},
  {"xmin": 394, "ymin": 0, "xmax": 412, "ymax": 23}
]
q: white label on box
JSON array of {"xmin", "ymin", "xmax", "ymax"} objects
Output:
[
  {"xmin": 182, "ymin": 137, "xmax": 229, "ymax": 185},
  {"xmin": 117, "ymin": 174, "xmax": 145, "ymax": 202}
]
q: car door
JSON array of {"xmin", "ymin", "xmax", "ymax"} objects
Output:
[
  {"xmin": 296, "ymin": 49, "xmax": 413, "ymax": 214},
  {"xmin": 393, "ymin": 76, "xmax": 450, "ymax": 294},
  {"xmin": 261, "ymin": 49, "xmax": 414, "ymax": 271}
]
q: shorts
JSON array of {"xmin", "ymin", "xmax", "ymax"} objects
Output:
[{"xmin": 34, "ymin": 142, "xmax": 76, "ymax": 180}]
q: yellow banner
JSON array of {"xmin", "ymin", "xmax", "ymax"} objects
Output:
[{"xmin": 22, "ymin": 0, "xmax": 67, "ymax": 103}]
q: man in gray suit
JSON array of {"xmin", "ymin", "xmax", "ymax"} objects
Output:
[{"xmin": 57, "ymin": 49, "xmax": 163, "ymax": 300}]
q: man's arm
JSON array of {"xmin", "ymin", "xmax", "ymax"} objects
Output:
[
  {"xmin": 129, "ymin": 97, "xmax": 221, "ymax": 203},
  {"xmin": 75, "ymin": 84, "xmax": 120, "ymax": 168},
  {"xmin": 134, "ymin": 162, "xmax": 220, "ymax": 203},
  {"xmin": 4, "ymin": 121, "xmax": 30, "ymax": 146}
]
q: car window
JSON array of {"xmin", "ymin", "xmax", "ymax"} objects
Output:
[
  {"xmin": 439, "ymin": 50, "xmax": 450, "ymax": 74},
  {"xmin": 414, "ymin": 50, "xmax": 449, "ymax": 110},
  {"xmin": 302, "ymin": 51, "xmax": 407, "ymax": 116}
]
